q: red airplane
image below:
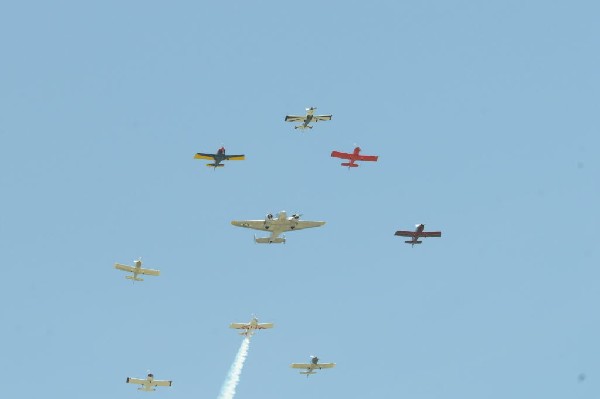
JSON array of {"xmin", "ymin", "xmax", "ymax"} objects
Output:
[
  {"xmin": 394, "ymin": 224, "xmax": 442, "ymax": 246},
  {"xmin": 330, "ymin": 147, "xmax": 378, "ymax": 168}
]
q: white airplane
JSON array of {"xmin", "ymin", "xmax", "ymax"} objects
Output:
[
  {"xmin": 290, "ymin": 356, "xmax": 335, "ymax": 377},
  {"xmin": 229, "ymin": 316, "xmax": 274, "ymax": 337},
  {"xmin": 114, "ymin": 259, "xmax": 160, "ymax": 282},
  {"xmin": 285, "ymin": 107, "xmax": 332, "ymax": 130},
  {"xmin": 231, "ymin": 211, "xmax": 325, "ymax": 244},
  {"xmin": 126, "ymin": 373, "xmax": 172, "ymax": 391}
]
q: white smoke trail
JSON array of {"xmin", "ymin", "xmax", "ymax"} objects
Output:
[{"xmin": 217, "ymin": 336, "xmax": 251, "ymax": 399}]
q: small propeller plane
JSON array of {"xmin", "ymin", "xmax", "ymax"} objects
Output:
[
  {"xmin": 114, "ymin": 258, "xmax": 160, "ymax": 281},
  {"xmin": 394, "ymin": 224, "xmax": 442, "ymax": 246},
  {"xmin": 331, "ymin": 146, "xmax": 379, "ymax": 168},
  {"xmin": 290, "ymin": 356, "xmax": 335, "ymax": 377},
  {"xmin": 126, "ymin": 373, "xmax": 172, "ymax": 391},
  {"xmin": 229, "ymin": 316, "xmax": 274, "ymax": 337},
  {"xmin": 285, "ymin": 107, "xmax": 332, "ymax": 130},
  {"xmin": 194, "ymin": 146, "xmax": 245, "ymax": 169},
  {"xmin": 231, "ymin": 211, "xmax": 325, "ymax": 244}
]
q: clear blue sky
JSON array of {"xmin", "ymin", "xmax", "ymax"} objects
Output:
[{"xmin": 1, "ymin": 1, "xmax": 599, "ymax": 398}]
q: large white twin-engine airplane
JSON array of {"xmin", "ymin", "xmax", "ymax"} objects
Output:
[
  {"xmin": 231, "ymin": 211, "xmax": 325, "ymax": 244},
  {"xmin": 285, "ymin": 107, "xmax": 332, "ymax": 130},
  {"xmin": 114, "ymin": 259, "xmax": 160, "ymax": 281},
  {"xmin": 229, "ymin": 316, "xmax": 274, "ymax": 337},
  {"xmin": 126, "ymin": 373, "xmax": 172, "ymax": 391},
  {"xmin": 290, "ymin": 356, "xmax": 335, "ymax": 377}
]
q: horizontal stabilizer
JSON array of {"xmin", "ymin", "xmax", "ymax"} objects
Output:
[
  {"xmin": 254, "ymin": 236, "xmax": 286, "ymax": 244},
  {"xmin": 405, "ymin": 240, "xmax": 422, "ymax": 244},
  {"xmin": 341, "ymin": 162, "xmax": 359, "ymax": 167},
  {"xmin": 206, "ymin": 164, "xmax": 225, "ymax": 168},
  {"xmin": 126, "ymin": 276, "xmax": 144, "ymax": 281}
]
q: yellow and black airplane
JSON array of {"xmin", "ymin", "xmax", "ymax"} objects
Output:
[{"xmin": 194, "ymin": 146, "xmax": 245, "ymax": 169}]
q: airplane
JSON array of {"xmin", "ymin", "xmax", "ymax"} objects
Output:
[
  {"xmin": 330, "ymin": 146, "xmax": 379, "ymax": 168},
  {"xmin": 114, "ymin": 258, "xmax": 160, "ymax": 282},
  {"xmin": 229, "ymin": 316, "xmax": 274, "ymax": 337},
  {"xmin": 285, "ymin": 107, "xmax": 332, "ymax": 130},
  {"xmin": 290, "ymin": 356, "xmax": 335, "ymax": 377},
  {"xmin": 125, "ymin": 372, "xmax": 172, "ymax": 391},
  {"xmin": 394, "ymin": 224, "xmax": 442, "ymax": 246},
  {"xmin": 194, "ymin": 146, "xmax": 245, "ymax": 169},
  {"xmin": 231, "ymin": 211, "xmax": 325, "ymax": 244}
]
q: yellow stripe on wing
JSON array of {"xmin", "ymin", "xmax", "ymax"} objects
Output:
[
  {"xmin": 194, "ymin": 153, "xmax": 214, "ymax": 160},
  {"xmin": 227, "ymin": 155, "xmax": 245, "ymax": 161}
]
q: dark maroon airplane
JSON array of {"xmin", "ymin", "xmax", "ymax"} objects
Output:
[{"xmin": 395, "ymin": 224, "xmax": 441, "ymax": 246}]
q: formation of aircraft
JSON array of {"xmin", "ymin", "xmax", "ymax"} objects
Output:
[
  {"xmin": 285, "ymin": 107, "xmax": 332, "ymax": 130},
  {"xmin": 394, "ymin": 224, "xmax": 442, "ymax": 246},
  {"xmin": 112, "ymin": 105, "xmax": 446, "ymax": 394},
  {"xmin": 194, "ymin": 146, "xmax": 245, "ymax": 169},
  {"xmin": 331, "ymin": 146, "xmax": 379, "ymax": 168},
  {"xmin": 114, "ymin": 259, "xmax": 159, "ymax": 282},
  {"xmin": 126, "ymin": 373, "xmax": 172, "ymax": 391},
  {"xmin": 229, "ymin": 316, "xmax": 274, "ymax": 337},
  {"xmin": 290, "ymin": 356, "xmax": 336, "ymax": 377},
  {"xmin": 231, "ymin": 211, "xmax": 325, "ymax": 244}
]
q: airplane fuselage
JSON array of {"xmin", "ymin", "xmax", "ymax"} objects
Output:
[
  {"xmin": 406, "ymin": 224, "xmax": 425, "ymax": 244},
  {"xmin": 345, "ymin": 147, "xmax": 362, "ymax": 166}
]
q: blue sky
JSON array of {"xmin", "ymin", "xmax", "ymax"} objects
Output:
[{"xmin": 1, "ymin": 1, "xmax": 599, "ymax": 398}]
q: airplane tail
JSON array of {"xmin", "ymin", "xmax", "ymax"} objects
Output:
[
  {"xmin": 341, "ymin": 162, "xmax": 358, "ymax": 168},
  {"xmin": 294, "ymin": 125, "xmax": 312, "ymax": 130},
  {"xmin": 405, "ymin": 240, "xmax": 422, "ymax": 245},
  {"xmin": 254, "ymin": 235, "xmax": 286, "ymax": 244},
  {"xmin": 206, "ymin": 163, "xmax": 225, "ymax": 168},
  {"xmin": 126, "ymin": 276, "xmax": 144, "ymax": 281},
  {"xmin": 300, "ymin": 371, "xmax": 316, "ymax": 377}
]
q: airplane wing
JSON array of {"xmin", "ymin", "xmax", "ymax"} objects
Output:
[
  {"xmin": 356, "ymin": 154, "xmax": 378, "ymax": 162},
  {"xmin": 330, "ymin": 151, "xmax": 353, "ymax": 160},
  {"xmin": 115, "ymin": 264, "xmax": 136, "ymax": 273},
  {"xmin": 316, "ymin": 363, "xmax": 335, "ymax": 369},
  {"xmin": 194, "ymin": 153, "xmax": 216, "ymax": 160},
  {"xmin": 290, "ymin": 363, "xmax": 313, "ymax": 369},
  {"xmin": 137, "ymin": 268, "xmax": 160, "ymax": 276},
  {"xmin": 229, "ymin": 323, "xmax": 251, "ymax": 329},
  {"xmin": 289, "ymin": 221, "xmax": 326, "ymax": 231},
  {"xmin": 224, "ymin": 154, "xmax": 245, "ymax": 161},
  {"xmin": 152, "ymin": 380, "xmax": 172, "ymax": 387},
  {"xmin": 394, "ymin": 231, "xmax": 415, "ymax": 237},
  {"xmin": 231, "ymin": 220, "xmax": 269, "ymax": 231},
  {"xmin": 126, "ymin": 377, "xmax": 146, "ymax": 385},
  {"xmin": 313, "ymin": 114, "xmax": 332, "ymax": 122},
  {"xmin": 229, "ymin": 322, "xmax": 273, "ymax": 329},
  {"xmin": 420, "ymin": 231, "xmax": 442, "ymax": 237},
  {"xmin": 285, "ymin": 115, "xmax": 305, "ymax": 122}
]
